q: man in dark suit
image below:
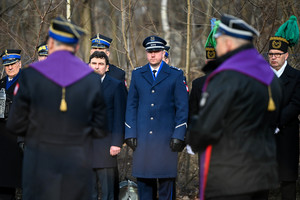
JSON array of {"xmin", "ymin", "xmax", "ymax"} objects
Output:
[
  {"xmin": 0, "ymin": 49, "xmax": 23, "ymax": 200},
  {"xmin": 267, "ymin": 15, "xmax": 300, "ymax": 200},
  {"xmin": 6, "ymin": 16, "xmax": 107, "ymax": 200},
  {"xmin": 125, "ymin": 35, "xmax": 188, "ymax": 200},
  {"xmin": 89, "ymin": 51, "xmax": 127, "ymax": 200},
  {"xmin": 90, "ymin": 34, "xmax": 126, "ymax": 85}
]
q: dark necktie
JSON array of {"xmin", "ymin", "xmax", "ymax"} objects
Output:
[{"xmin": 152, "ymin": 70, "xmax": 157, "ymax": 77}]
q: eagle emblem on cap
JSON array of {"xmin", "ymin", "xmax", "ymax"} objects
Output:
[
  {"xmin": 150, "ymin": 36, "xmax": 155, "ymax": 41},
  {"xmin": 272, "ymin": 40, "xmax": 281, "ymax": 49}
]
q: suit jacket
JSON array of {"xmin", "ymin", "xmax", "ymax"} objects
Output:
[
  {"xmin": 93, "ymin": 74, "xmax": 127, "ymax": 168},
  {"xmin": 275, "ymin": 64, "xmax": 300, "ymax": 181},
  {"xmin": 0, "ymin": 75, "xmax": 22, "ymax": 187},
  {"xmin": 6, "ymin": 66, "xmax": 107, "ymax": 200},
  {"xmin": 125, "ymin": 62, "xmax": 189, "ymax": 178}
]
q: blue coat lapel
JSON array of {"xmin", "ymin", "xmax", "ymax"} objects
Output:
[{"xmin": 141, "ymin": 65, "xmax": 154, "ymax": 85}]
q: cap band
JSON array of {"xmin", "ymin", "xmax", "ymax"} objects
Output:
[
  {"xmin": 2, "ymin": 54, "xmax": 21, "ymax": 61},
  {"xmin": 49, "ymin": 25, "xmax": 78, "ymax": 44},
  {"xmin": 91, "ymin": 38, "xmax": 111, "ymax": 48},
  {"xmin": 216, "ymin": 22, "xmax": 254, "ymax": 40}
]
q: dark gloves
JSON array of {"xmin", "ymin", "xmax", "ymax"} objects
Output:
[
  {"xmin": 125, "ymin": 138, "xmax": 137, "ymax": 151},
  {"xmin": 170, "ymin": 138, "xmax": 185, "ymax": 152}
]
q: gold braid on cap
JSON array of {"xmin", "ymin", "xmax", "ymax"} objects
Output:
[{"xmin": 270, "ymin": 36, "xmax": 289, "ymax": 44}]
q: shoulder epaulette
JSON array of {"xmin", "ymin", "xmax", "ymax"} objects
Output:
[
  {"xmin": 114, "ymin": 65, "xmax": 123, "ymax": 70},
  {"xmin": 134, "ymin": 66, "xmax": 143, "ymax": 70},
  {"xmin": 170, "ymin": 66, "xmax": 182, "ymax": 71}
]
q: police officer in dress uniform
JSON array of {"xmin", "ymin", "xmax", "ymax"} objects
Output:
[
  {"xmin": 88, "ymin": 51, "xmax": 127, "ymax": 200},
  {"xmin": 125, "ymin": 35, "xmax": 188, "ymax": 200},
  {"xmin": 6, "ymin": 16, "xmax": 107, "ymax": 200},
  {"xmin": 90, "ymin": 34, "xmax": 126, "ymax": 85},
  {"xmin": 0, "ymin": 49, "xmax": 23, "ymax": 200},
  {"xmin": 37, "ymin": 42, "xmax": 48, "ymax": 61}
]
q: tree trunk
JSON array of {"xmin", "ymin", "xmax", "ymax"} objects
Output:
[
  {"xmin": 161, "ymin": 0, "xmax": 170, "ymax": 43},
  {"xmin": 185, "ymin": 0, "xmax": 192, "ymax": 83},
  {"xmin": 80, "ymin": 0, "xmax": 92, "ymax": 63}
]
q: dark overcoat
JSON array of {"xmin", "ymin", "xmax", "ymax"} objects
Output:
[
  {"xmin": 107, "ymin": 64, "xmax": 126, "ymax": 83},
  {"xmin": 92, "ymin": 74, "xmax": 127, "ymax": 168},
  {"xmin": 125, "ymin": 62, "xmax": 189, "ymax": 178},
  {"xmin": 275, "ymin": 64, "xmax": 300, "ymax": 181},
  {"xmin": 189, "ymin": 76, "xmax": 206, "ymax": 117},
  {"xmin": 0, "ymin": 75, "xmax": 22, "ymax": 188},
  {"xmin": 187, "ymin": 46, "xmax": 282, "ymax": 198},
  {"xmin": 6, "ymin": 65, "xmax": 107, "ymax": 200}
]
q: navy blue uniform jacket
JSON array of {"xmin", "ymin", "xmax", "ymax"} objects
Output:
[
  {"xmin": 125, "ymin": 62, "xmax": 188, "ymax": 178},
  {"xmin": 93, "ymin": 74, "xmax": 127, "ymax": 168},
  {"xmin": 0, "ymin": 76, "xmax": 22, "ymax": 188}
]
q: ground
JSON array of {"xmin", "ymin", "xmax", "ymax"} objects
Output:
[{"xmin": 118, "ymin": 145, "xmax": 300, "ymax": 200}]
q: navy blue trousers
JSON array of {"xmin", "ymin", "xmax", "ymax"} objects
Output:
[{"xmin": 137, "ymin": 178, "xmax": 176, "ymax": 200}]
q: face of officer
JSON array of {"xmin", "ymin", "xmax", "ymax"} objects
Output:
[
  {"xmin": 90, "ymin": 48, "xmax": 110, "ymax": 58},
  {"xmin": 38, "ymin": 55, "xmax": 47, "ymax": 61},
  {"xmin": 89, "ymin": 57, "xmax": 108, "ymax": 76},
  {"xmin": 147, "ymin": 50, "xmax": 164, "ymax": 68},
  {"xmin": 4, "ymin": 61, "xmax": 21, "ymax": 79},
  {"xmin": 268, "ymin": 49, "xmax": 288, "ymax": 71}
]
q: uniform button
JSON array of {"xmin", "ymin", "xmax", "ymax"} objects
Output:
[
  {"xmin": 150, "ymin": 117, "xmax": 154, "ymax": 120},
  {"xmin": 152, "ymin": 90, "xmax": 155, "ymax": 93},
  {"xmin": 149, "ymin": 131, "xmax": 153, "ymax": 134},
  {"xmin": 151, "ymin": 103, "xmax": 154, "ymax": 107}
]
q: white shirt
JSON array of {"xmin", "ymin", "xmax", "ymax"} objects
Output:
[
  {"xmin": 150, "ymin": 66, "xmax": 159, "ymax": 77},
  {"xmin": 101, "ymin": 74, "xmax": 106, "ymax": 83},
  {"xmin": 270, "ymin": 60, "xmax": 287, "ymax": 78}
]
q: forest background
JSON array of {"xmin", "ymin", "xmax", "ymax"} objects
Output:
[{"xmin": 0, "ymin": 0, "xmax": 299, "ymax": 199}]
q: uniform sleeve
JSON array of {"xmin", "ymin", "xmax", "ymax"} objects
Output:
[
  {"xmin": 125, "ymin": 70, "xmax": 138, "ymax": 139},
  {"xmin": 111, "ymin": 82, "xmax": 127, "ymax": 146},
  {"xmin": 187, "ymin": 72, "xmax": 237, "ymax": 152},
  {"xmin": 172, "ymin": 71, "xmax": 189, "ymax": 140},
  {"xmin": 6, "ymin": 71, "xmax": 30, "ymax": 136}
]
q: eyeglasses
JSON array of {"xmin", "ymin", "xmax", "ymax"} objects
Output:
[{"xmin": 267, "ymin": 53, "xmax": 285, "ymax": 58}]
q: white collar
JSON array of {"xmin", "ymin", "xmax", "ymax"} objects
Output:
[
  {"xmin": 270, "ymin": 61, "xmax": 287, "ymax": 78},
  {"xmin": 101, "ymin": 74, "xmax": 106, "ymax": 82}
]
